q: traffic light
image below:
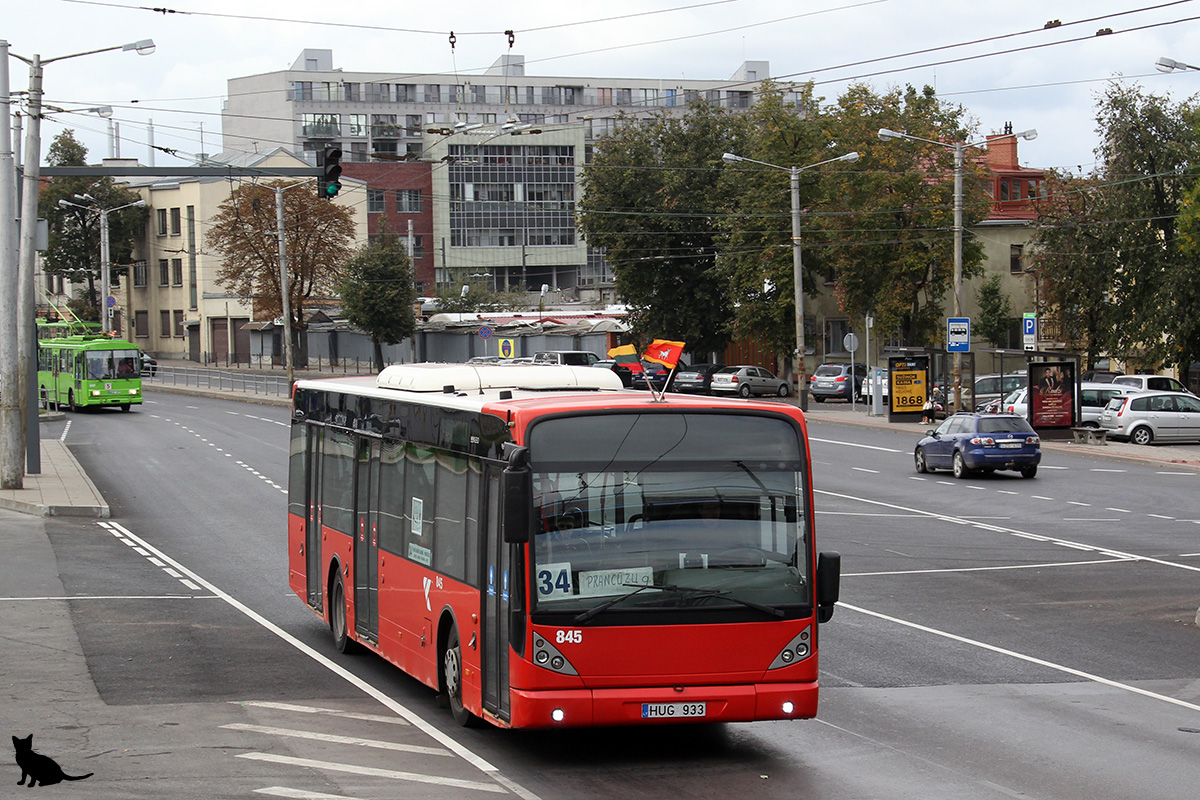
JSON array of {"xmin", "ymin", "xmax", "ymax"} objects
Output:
[{"xmin": 317, "ymin": 145, "xmax": 343, "ymax": 199}]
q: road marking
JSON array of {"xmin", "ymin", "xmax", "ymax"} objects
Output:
[
  {"xmin": 1067, "ymin": 501, "xmax": 1091, "ymax": 506},
  {"xmin": 99, "ymin": 521, "xmax": 539, "ymax": 800},
  {"xmin": 1148, "ymin": 514, "xmax": 1176, "ymax": 520},
  {"xmin": 0, "ymin": 594, "xmax": 217, "ymax": 601},
  {"xmin": 1062, "ymin": 518, "xmax": 1120, "ymax": 522},
  {"xmin": 233, "ymin": 701, "xmax": 408, "ymax": 725},
  {"xmin": 236, "ymin": 753, "xmax": 507, "ymax": 794},
  {"xmin": 1105, "ymin": 507, "xmax": 1131, "ymax": 513},
  {"xmin": 851, "ymin": 467, "xmax": 880, "ymax": 474},
  {"xmin": 839, "ymin": 602, "xmax": 1200, "ymax": 715},
  {"xmin": 1030, "ymin": 495, "xmax": 1054, "ymax": 501},
  {"xmin": 59, "ymin": 420, "xmax": 72, "ymax": 442},
  {"xmin": 255, "ymin": 789, "xmax": 369, "ymax": 800},
  {"xmin": 1156, "ymin": 471, "xmax": 1197, "ymax": 476},
  {"xmin": 810, "ymin": 437, "xmax": 902, "ymax": 453},
  {"xmin": 221, "ymin": 723, "xmax": 450, "ymax": 756},
  {"xmin": 1090, "ymin": 468, "xmax": 1127, "ymax": 473},
  {"xmin": 846, "ymin": 557, "xmax": 1134, "ymax": 577}
]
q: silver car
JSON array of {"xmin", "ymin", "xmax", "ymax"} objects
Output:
[
  {"xmin": 1098, "ymin": 391, "xmax": 1200, "ymax": 445},
  {"xmin": 710, "ymin": 365, "xmax": 790, "ymax": 398},
  {"xmin": 1110, "ymin": 373, "xmax": 1193, "ymax": 394},
  {"xmin": 1002, "ymin": 382, "xmax": 1141, "ymax": 426}
]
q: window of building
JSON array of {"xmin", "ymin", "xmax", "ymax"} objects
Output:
[
  {"xmin": 374, "ymin": 141, "xmax": 398, "ymax": 157},
  {"xmin": 133, "ymin": 262, "xmax": 147, "ymax": 287},
  {"xmin": 160, "ymin": 310, "xmax": 171, "ymax": 337},
  {"xmin": 826, "ymin": 319, "xmax": 852, "ymax": 356},
  {"xmin": 396, "ymin": 84, "xmax": 415, "ymax": 102},
  {"xmin": 396, "ymin": 189, "xmax": 422, "ymax": 212},
  {"xmin": 410, "ymin": 236, "xmax": 424, "ymax": 260},
  {"xmin": 291, "ymin": 81, "xmax": 313, "ymax": 101},
  {"xmin": 172, "ymin": 258, "xmax": 183, "ymax": 286},
  {"xmin": 347, "ymin": 115, "xmax": 367, "ymax": 137},
  {"xmin": 343, "ymin": 82, "xmax": 360, "ymax": 102},
  {"xmin": 158, "ymin": 259, "xmax": 170, "ymax": 286},
  {"xmin": 1010, "ymin": 244, "xmax": 1024, "ymax": 274},
  {"xmin": 156, "ymin": 208, "xmax": 167, "ymax": 236},
  {"xmin": 368, "ymin": 189, "xmax": 386, "ymax": 213},
  {"xmin": 173, "ymin": 310, "xmax": 184, "ymax": 338},
  {"xmin": 134, "ymin": 310, "xmax": 149, "ymax": 338},
  {"xmin": 170, "ymin": 208, "xmax": 181, "ymax": 236},
  {"xmin": 424, "ymin": 84, "xmax": 440, "ymax": 103},
  {"xmin": 301, "ymin": 113, "xmax": 340, "ymax": 138},
  {"xmin": 665, "ymin": 88, "xmax": 677, "ymax": 107}
]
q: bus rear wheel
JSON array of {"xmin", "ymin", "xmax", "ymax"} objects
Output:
[
  {"xmin": 443, "ymin": 625, "xmax": 478, "ymax": 727},
  {"xmin": 67, "ymin": 390, "xmax": 77, "ymax": 413},
  {"xmin": 330, "ymin": 571, "xmax": 361, "ymax": 654}
]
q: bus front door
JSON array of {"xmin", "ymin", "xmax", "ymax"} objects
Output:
[
  {"xmin": 354, "ymin": 436, "xmax": 380, "ymax": 643},
  {"xmin": 481, "ymin": 465, "xmax": 511, "ymax": 722}
]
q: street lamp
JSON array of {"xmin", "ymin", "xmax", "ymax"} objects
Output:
[
  {"xmin": 2, "ymin": 38, "xmax": 154, "ymax": 485},
  {"xmin": 58, "ymin": 197, "xmax": 147, "ymax": 336},
  {"xmin": 1156, "ymin": 56, "xmax": 1200, "ymax": 73},
  {"xmin": 721, "ymin": 150, "xmax": 860, "ymax": 411},
  {"xmin": 877, "ymin": 126, "xmax": 1037, "ymax": 412}
]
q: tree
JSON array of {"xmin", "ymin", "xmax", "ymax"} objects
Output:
[
  {"xmin": 817, "ymin": 84, "xmax": 989, "ymax": 347},
  {"xmin": 974, "ymin": 273, "xmax": 1015, "ymax": 348},
  {"xmin": 208, "ymin": 182, "xmax": 357, "ymax": 365},
  {"xmin": 337, "ymin": 232, "xmax": 418, "ymax": 371},
  {"xmin": 39, "ymin": 130, "xmax": 148, "ymax": 319},
  {"xmin": 578, "ymin": 101, "xmax": 743, "ymax": 357}
]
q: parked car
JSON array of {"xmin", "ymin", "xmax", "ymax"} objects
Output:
[
  {"xmin": 467, "ymin": 355, "xmax": 500, "ymax": 363},
  {"xmin": 532, "ymin": 350, "xmax": 600, "ymax": 366},
  {"xmin": 1098, "ymin": 390, "xmax": 1200, "ymax": 445},
  {"xmin": 809, "ymin": 362, "xmax": 867, "ymax": 402},
  {"xmin": 670, "ymin": 364, "xmax": 724, "ymax": 394},
  {"xmin": 1110, "ymin": 373, "xmax": 1194, "ymax": 394},
  {"xmin": 592, "ymin": 360, "xmax": 637, "ymax": 388},
  {"xmin": 710, "ymin": 365, "xmax": 790, "ymax": 397},
  {"xmin": 630, "ymin": 360, "xmax": 684, "ymax": 391},
  {"xmin": 860, "ymin": 367, "xmax": 889, "ymax": 402},
  {"xmin": 914, "ymin": 412, "xmax": 1041, "ymax": 478},
  {"xmin": 140, "ymin": 353, "xmax": 158, "ymax": 375},
  {"xmin": 1081, "ymin": 369, "xmax": 1124, "ymax": 383},
  {"xmin": 972, "ymin": 372, "xmax": 1027, "ymax": 411}
]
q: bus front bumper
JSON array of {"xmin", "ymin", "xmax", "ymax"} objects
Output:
[{"xmin": 507, "ymin": 681, "xmax": 818, "ymax": 729}]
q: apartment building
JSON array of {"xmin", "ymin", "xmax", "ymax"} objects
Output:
[{"xmin": 222, "ymin": 49, "xmax": 783, "ymax": 297}]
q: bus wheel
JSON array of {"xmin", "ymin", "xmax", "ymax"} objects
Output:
[
  {"xmin": 67, "ymin": 390, "xmax": 77, "ymax": 413},
  {"xmin": 120, "ymin": 404, "xmax": 131, "ymax": 412},
  {"xmin": 330, "ymin": 571, "xmax": 361, "ymax": 654},
  {"xmin": 443, "ymin": 625, "xmax": 478, "ymax": 727}
]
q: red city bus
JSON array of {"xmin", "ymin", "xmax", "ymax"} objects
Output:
[{"xmin": 288, "ymin": 363, "xmax": 840, "ymax": 729}]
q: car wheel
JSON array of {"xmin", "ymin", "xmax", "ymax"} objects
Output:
[
  {"xmin": 738, "ymin": 384, "xmax": 752, "ymax": 398},
  {"xmin": 813, "ymin": 395, "xmax": 825, "ymax": 403},
  {"xmin": 777, "ymin": 383, "xmax": 789, "ymax": 397},
  {"xmin": 914, "ymin": 447, "xmax": 930, "ymax": 473},
  {"xmin": 443, "ymin": 624, "xmax": 478, "ymax": 727},
  {"xmin": 1130, "ymin": 426, "xmax": 1154, "ymax": 446},
  {"xmin": 1020, "ymin": 465, "xmax": 1038, "ymax": 478},
  {"xmin": 952, "ymin": 451, "xmax": 971, "ymax": 479},
  {"xmin": 330, "ymin": 570, "xmax": 361, "ymax": 654}
]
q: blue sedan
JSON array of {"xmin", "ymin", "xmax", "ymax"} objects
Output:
[{"xmin": 915, "ymin": 412, "xmax": 1041, "ymax": 478}]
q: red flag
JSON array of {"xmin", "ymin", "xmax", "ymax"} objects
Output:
[{"xmin": 642, "ymin": 339, "xmax": 685, "ymax": 369}]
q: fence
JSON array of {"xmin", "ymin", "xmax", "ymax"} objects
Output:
[{"xmin": 145, "ymin": 365, "xmax": 295, "ymax": 398}]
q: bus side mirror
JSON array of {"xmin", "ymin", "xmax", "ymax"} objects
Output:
[
  {"xmin": 816, "ymin": 551, "xmax": 841, "ymax": 623},
  {"xmin": 502, "ymin": 446, "xmax": 531, "ymax": 544}
]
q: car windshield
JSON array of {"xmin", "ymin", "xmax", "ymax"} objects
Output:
[
  {"xmin": 528, "ymin": 413, "xmax": 809, "ymax": 621},
  {"xmin": 977, "ymin": 416, "xmax": 1035, "ymax": 434},
  {"xmin": 1002, "ymin": 389, "xmax": 1023, "ymax": 404}
]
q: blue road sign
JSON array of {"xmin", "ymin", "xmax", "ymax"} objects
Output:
[{"xmin": 947, "ymin": 317, "xmax": 970, "ymax": 352}]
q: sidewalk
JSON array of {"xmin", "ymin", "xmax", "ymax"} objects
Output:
[{"xmin": 5, "ymin": 380, "xmax": 1199, "ymax": 518}]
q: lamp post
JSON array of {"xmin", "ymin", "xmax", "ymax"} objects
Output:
[
  {"xmin": 877, "ymin": 126, "xmax": 1036, "ymax": 412},
  {"xmin": 1156, "ymin": 56, "xmax": 1200, "ymax": 72},
  {"xmin": 58, "ymin": 197, "xmax": 147, "ymax": 336},
  {"xmin": 3, "ymin": 38, "xmax": 154, "ymax": 484},
  {"xmin": 721, "ymin": 150, "xmax": 860, "ymax": 411}
]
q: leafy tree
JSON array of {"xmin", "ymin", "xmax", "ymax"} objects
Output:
[
  {"xmin": 39, "ymin": 130, "xmax": 148, "ymax": 318},
  {"xmin": 973, "ymin": 273, "xmax": 1015, "ymax": 348},
  {"xmin": 433, "ymin": 284, "xmax": 527, "ymax": 315},
  {"xmin": 337, "ymin": 233, "xmax": 418, "ymax": 371},
  {"xmin": 818, "ymin": 84, "xmax": 989, "ymax": 346},
  {"xmin": 578, "ymin": 101, "xmax": 743, "ymax": 357},
  {"xmin": 208, "ymin": 181, "xmax": 357, "ymax": 365},
  {"xmin": 1029, "ymin": 171, "xmax": 1122, "ymax": 366}
]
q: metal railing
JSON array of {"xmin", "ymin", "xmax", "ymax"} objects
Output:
[{"xmin": 144, "ymin": 365, "xmax": 293, "ymax": 397}]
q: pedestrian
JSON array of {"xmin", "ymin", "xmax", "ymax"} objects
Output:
[{"xmin": 921, "ymin": 392, "xmax": 934, "ymax": 425}]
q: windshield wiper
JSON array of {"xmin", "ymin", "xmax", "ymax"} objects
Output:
[
  {"xmin": 574, "ymin": 583, "xmax": 784, "ymax": 624},
  {"xmin": 574, "ymin": 583, "xmax": 655, "ymax": 624}
]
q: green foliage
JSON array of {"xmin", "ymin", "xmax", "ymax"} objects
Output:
[
  {"xmin": 434, "ymin": 283, "xmax": 528, "ymax": 315},
  {"xmin": 39, "ymin": 130, "xmax": 149, "ymax": 316},
  {"xmin": 974, "ymin": 274, "xmax": 1014, "ymax": 348},
  {"xmin": 578, "ymin": 101, "xmax": 742, "ymax": 356},
  {"xmin": 338, "ymin": 233, "xmax": 418, "ymax": 370},
  {"xmin": 208, "ymin": 181, "xmax": 357, "ymax": 330}
]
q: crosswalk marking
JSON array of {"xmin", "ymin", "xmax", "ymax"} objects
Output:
[
  {"xmin": 232, "ymin": 701, "xmax": 408, "ymax": 726},
  {"xmin": 222, "ymin": 723, "xmax": 450, "ymax": 757},
  {"xmin": 236, "ymin": 753, "xmax": 508, "ymax": 794}
]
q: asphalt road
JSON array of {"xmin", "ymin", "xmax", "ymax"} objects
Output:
[{"xmin": 11, "ymin": 391, "xmax": 1200, "ymax": 799}]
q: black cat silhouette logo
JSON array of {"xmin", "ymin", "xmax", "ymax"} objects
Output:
[{"xmin": 13, "ymin": 735, "xmax": 93, "ymax": 788}]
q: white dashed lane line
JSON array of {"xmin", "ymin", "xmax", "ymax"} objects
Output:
[{"xmin": 163, "ymin": 415, "xmax": 287, "ymax": 494}]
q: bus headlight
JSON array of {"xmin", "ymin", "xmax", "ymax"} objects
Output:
[
  {"xmin": 782, "ymin": 701, "xmax": 795, "ymax": 715},
  {"xmin": 532, "ymin": 635, "xmax": 579, "ymax": 675},
  {"xmin": 551, "ymin": 708, "xmax": 565, "ymax": 722},
  {"xmin": 768, "ymin": 626, "xmax": 813, "ymax": 670}
]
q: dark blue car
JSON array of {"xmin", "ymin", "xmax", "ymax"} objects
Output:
[{"xmin": 915, "ymin": 412, "xmax": 1041, "ymax": 479}]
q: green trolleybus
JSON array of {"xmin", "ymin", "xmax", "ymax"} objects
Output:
[{"xmin": 38, "ymin": 335, "xmax": 145, "ymax": 411}]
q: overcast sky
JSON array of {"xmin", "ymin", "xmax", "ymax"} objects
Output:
[{"xmin": 7, "ymin": 0, "xmax": 1200, "ymax": 173}]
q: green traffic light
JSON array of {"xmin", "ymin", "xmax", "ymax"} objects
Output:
[{"xmin": 325, "ymin": 181, "xmax": 342, "ymax": 198}]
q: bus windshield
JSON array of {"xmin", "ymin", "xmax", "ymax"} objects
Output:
[
  {"xmin": 85, "ymin": 349, "xmax": 141, "ymax": 380},
  {"xmin": 528, "ymin": 413, "xmax": 808, "ymax": 619}
]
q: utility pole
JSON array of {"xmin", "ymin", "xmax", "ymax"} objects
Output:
[
  {"xmin": 0, "ymin": 41, "xmax": 21, "ymax": 489},
  {"xmin": 275, "ymin": 185, "xmax": 295, "ymax": 386}
]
